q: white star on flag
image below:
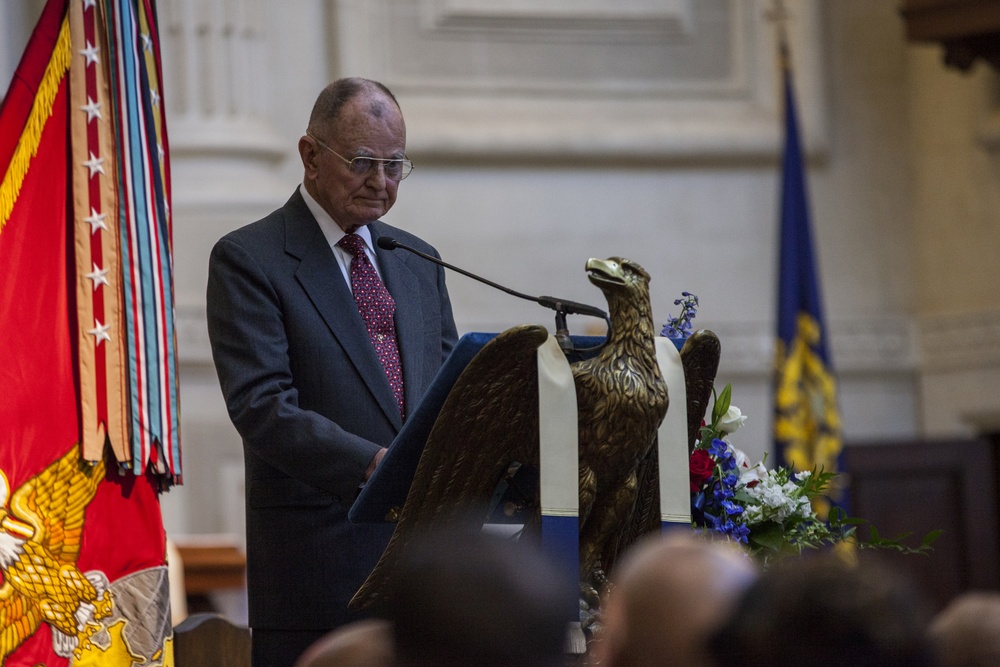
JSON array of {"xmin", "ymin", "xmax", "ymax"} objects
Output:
[
  {"xmin": 83, "ymin": 152, "xmax": 105, "ymax": 179},
  {"xmin": 151, "ymin": 89, "xmax": 160, "ymax": 107},
  {"xmin": 84, "ymin": 208, "xmax": 108, "ymax": 235},
  {"xmin": 81, "ymin": 97, "xmax": 102, "ymax": 123},
  {"xmin": 82, "ymin": 0, "xmax": 96, "ymax": 10},
  {"xmin": 80, "ymin": 41, "xmax": 100, "ymax": 67},
  {"xmin": 87, "ymin": 320, "xmax": 112, "ymax": 345},
  {"xmin": 86, "ymin": 263, "xmax": 110, "ymax": 291},
  {"xmin": 141, "ymin": 33, "xmax": 152, "ymax": 52}
]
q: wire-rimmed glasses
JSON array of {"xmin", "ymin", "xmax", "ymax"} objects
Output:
[{"xmin": 307, "ymin": 132, "xmax": 413, "ymax": 181}]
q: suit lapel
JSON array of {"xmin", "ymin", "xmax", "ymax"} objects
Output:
[{"xmin": 285, "ymin": 194, "xmax": 403, "ymax": 429}]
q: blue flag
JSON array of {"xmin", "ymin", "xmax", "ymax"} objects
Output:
[{"xmin": 773, "ymin": 62, "xmax": 842, "ymax": 497}]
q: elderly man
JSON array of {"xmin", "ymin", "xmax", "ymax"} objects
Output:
[
  {"xmin": 595, "ymin": 531, "xmax": 759, "ymax": 667},
  {"xmin": 207, "ymin": 77, "xmax": 458, "ymax": 667}
]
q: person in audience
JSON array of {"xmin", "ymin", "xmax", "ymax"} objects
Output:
[
  {"xmin": 593, "ymin": 530, "xmax": 759, "ymax": 667},
  {"xmin": 929, "ymin": 591, "xmax": 1000, "ymax": 667},
  {"xmin": 294, "ymin": 619, "xmax": 394, "ymax": 667},
  {"xmin": 386, "ymin": 527, "xmax": 574, "ymax": 667},
  {"xmin": 707, "ymin": 554, "xmax": 938, "ymax": 667}
]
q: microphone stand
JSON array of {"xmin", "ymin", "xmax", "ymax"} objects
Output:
[{"xmin": 376, "ymin": 237, "xmax": 609, "ymax": 354}]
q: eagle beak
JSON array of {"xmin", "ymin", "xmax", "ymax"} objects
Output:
[{"xmin": 586, "ymin": 258, "xmax": 624, "ymax": 286}]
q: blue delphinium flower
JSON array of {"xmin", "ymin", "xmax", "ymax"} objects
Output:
[
  {"xmin": 704, "ymin": 514, "xmax": 750, "ymax": 544},
  {"xmin": 694, "ymin": 435, "xmax": 750, "ymax": 544},
  {"xmin": 721, "ymin": 499, "xmax": 744, "ymax": 516},
  {"xmin": 708, "ymin": 438, "xmax": 737, "ymax": 471},
  {"xmin": 661, "ymin": 292, "xmax": 699, "ymax": 339}
]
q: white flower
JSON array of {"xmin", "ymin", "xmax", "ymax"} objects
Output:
[
  {"xmin": 739, "ymin": 462, "xmax": 769, "ymax": 488},
  {"xmin": 718, "ymin": 405, "xmax": 748, "ymax": 434},
  {"xmin": 730, "ymin": 446, "xmax": 751, "ymax": 470},
  {"xmin": 729, "ymin": 446, "xmax": 768, "ymax": 488},
  {"xmin": 745, "ymin": 477, "xmax": 803, "ymax": 523}
]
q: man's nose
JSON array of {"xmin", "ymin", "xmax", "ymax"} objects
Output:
[{"xmin": 366, "ymin": 162, "xmax": 388, "ymax": 187}]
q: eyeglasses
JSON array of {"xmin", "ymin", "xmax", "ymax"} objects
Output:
[{"xmin": 307, "ymin": 132, "xmax": 413, "ymax": 181}]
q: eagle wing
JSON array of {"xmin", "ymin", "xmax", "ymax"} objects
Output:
[
  {"xmin": 8, "ymin": 446, "xmax": 105, "ymax": 563},
  {"xmin": 0, "ymin": 447, "xmax": 104, "ymax": 659},
  {"xmin": 351, "ymin": 325, "xmax": 549, "ymax": 612},
  {"xmin": 0, "ymin": 586, "xmax": 43, "ymax": 661},
  {"xmin": 678, "ymin": 329, "xmax": 722, "ymax": 453},
  {"xmin": 605, "ymin": 330, "xmax": 722, "ymax": 572}
]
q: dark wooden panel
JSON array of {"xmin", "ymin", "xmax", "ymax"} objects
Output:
[
  {"xmin": 843, "ymin": 438, "xmax": 1000, "ymax": 612},
  {"xmin": 173, "ymin": 613, "xmax": 251, "ymax": 667}
]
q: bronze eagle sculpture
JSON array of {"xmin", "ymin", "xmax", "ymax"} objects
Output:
[{"xmin": 350, "ymin": 256, "xmax": 720, "ymax": 620}]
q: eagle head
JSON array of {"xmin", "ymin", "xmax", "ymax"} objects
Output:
[{"xmin": 585, "ymin": 257, "xmax": 650, "ymax": 295}]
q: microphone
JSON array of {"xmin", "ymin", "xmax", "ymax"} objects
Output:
[{"xmin": 376, "ymin": 236, "xmax": 608, "ymax": 323}]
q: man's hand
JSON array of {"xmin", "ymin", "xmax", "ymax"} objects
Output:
[{"xmin": 364, "ymin": 447, "xmax": 388, "ymax": 481}]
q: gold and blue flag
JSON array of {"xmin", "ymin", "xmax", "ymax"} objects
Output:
[{"xmin": 772, "ymin": 51, "xmax": 842, "ymax": 505}]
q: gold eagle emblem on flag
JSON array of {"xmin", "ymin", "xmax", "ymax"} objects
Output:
[{"xmin": 0, "ymin": 447, "xmax": 112, "ymax": 662}]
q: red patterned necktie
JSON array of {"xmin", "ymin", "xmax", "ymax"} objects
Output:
[{"xmin": 338, "ymin": 233, "xmax": 404, "ymax": 417}]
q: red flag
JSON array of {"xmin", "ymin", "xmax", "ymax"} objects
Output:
[{"xmin": 0, "ymin": 1, "xmax": 175, "ymax": 664}]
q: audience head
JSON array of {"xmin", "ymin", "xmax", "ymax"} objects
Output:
[
  {"xmin": 708, "ymin": 553, "xmax": 937, "ymax": 667},
  {"xmin": 929, "ymin": 591, "xmax": 1000, "ymax": 667},
  {"xmin": 294, "ymin": 619, "xmax": 393, "ymax": 667},
  {"xmin": 387, "ymin": 527, "xmax": 574, "ymax": 667},
  {"xmin": 595, "ymin": 530, "xmax": 759, "ymax": 667}
]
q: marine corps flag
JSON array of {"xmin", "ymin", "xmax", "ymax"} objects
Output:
[
  {"xmin": 772, "ymin": 46, "xmax": 842, "ymax": 504},
  {"xmin": 0, "ymin": 0, "xmax": 180, "ymax": 664}
]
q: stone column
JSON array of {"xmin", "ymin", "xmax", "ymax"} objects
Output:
[{"xmin": 157, "ymin": 0, "xmax": 292, "ymax": 544}]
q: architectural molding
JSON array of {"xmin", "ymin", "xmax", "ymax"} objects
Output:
[
  {"xmin": 332, "ymin": 0, "xmax": 827, "ymax": 162},
  {"xmin": 396, "ymin": 315, "xmax": 919, "ymax": 377},
  {"xmin": 705, "ymin": 317, "xmax": 917, "ymax": 376},
  {"xmin": 918, "ymin": 309, "xmax": 1000, "ymax": 372},
  {"xmin": 425, "ymin": 0, "xmax": 694, "ymax": 39}
]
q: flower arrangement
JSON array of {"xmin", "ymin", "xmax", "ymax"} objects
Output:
[
  {"xmin": 689, "ymin": 381, "xmax": 851, "ymax": 561},
  {"xmin": 664, "ymin": 293, "xmax": 940, "ymax": 563}
]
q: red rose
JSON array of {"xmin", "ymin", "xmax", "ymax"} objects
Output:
[{"xmin": 689, "ymin": 449, "xmax": 715, "ymax": 492}]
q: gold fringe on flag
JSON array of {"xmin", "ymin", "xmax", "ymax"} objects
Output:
[{"xmin": 0, "ymin": 17, "xmax": 71, "ymax": 233}]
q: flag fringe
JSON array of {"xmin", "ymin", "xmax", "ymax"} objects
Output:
[{"xmin": 0, "ymin": 16, "xmax": 71, "ymax": 234}]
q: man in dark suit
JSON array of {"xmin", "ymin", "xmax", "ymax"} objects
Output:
[{"xmin": 206, "ymin": 77, "xmax": 458, "ymax": 667}]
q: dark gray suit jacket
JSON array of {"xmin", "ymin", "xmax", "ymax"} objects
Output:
[{"xmin": 206, "ymin": 189, "xmax": 457, "ymax": 630}]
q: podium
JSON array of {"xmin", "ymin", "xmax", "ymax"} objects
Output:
[
  {"xmin": 350, "ymin": 332, "xmax": 607, "ymax": 524},
  {"xmin": 347, "ymin": 325, "xmax": 706, "ymax": 630},
  {"xmin": 350, "ymin": 330, "xmax": 691, "ymax": 527}
]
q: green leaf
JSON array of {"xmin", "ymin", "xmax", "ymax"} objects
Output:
[
  {"xmin": 837, "ymin": 517, "xmax": 868, "ymax": 526},
  {"xmin": 712, "ymin": 383, "xmax": 732, "ymax": 426},
  {"xmin": 750, "ymin": 521, "xmax": 786, "ymax": 552},
  {"xmin": 921, "ymin": 530, "xmax": 944, "ymax": 548}
]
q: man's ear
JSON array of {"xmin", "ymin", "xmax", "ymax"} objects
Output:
[{"xmin": 299, "ymin": 135, "xmax": 319, "ymax": 180}]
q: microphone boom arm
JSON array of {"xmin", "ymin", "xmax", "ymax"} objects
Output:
[{"xmin": 377, "ymin": 236, "xmax": 610, "ymax": 351}]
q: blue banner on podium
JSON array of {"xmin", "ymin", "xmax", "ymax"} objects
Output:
[{"xmin": 350, "ymin": 332, "xmax": 496, "ymax": 523}]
